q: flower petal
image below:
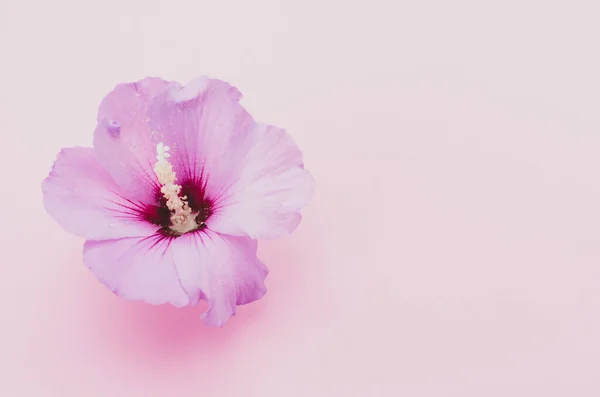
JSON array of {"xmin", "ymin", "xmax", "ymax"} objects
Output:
[
  {"xmin": 93, "ymin": 77, "xmax": 172, "ymax": 204},
  {"xmin": 147, "ymin": 77, "xmax": 314, "ymax": 239},
  {"xmin": 147, "ymin": 76, "xmax": 254, "ymax": 189},
  {"xmin": 209, "ymin": 124, "xmax": 315, "ymax": 239},
  {"xmin": 170, "ymin": 230, "xmax": 267, "ymax": 326},
  {"xmin": 42, "ymin": 147, "xmax": 159, "ymax": 240},
  {"xmin": 83, "ymin": 236, "xmax": 190, "ymax": 307}
]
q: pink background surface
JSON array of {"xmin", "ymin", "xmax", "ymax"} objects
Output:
[{"xmin": 2, "ymin": 0, "xmax": 600, "ymax": 395}]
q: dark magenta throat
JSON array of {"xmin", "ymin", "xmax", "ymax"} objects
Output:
[{"xmin": 142, "ymin": 178, "xmax": 213, "ymax": 237}]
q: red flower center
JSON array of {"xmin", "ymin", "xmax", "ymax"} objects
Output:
[{"xmin": 143, "ymin": 178, "xmax": 213, "ymax": 237}]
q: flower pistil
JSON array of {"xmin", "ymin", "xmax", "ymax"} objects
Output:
[{"xmin": 154, "ymin": 142, "xmax": 199, "ymax": 234}]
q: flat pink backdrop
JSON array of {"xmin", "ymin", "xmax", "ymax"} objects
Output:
[{"xmin": 1, "ymin": 0, "xmax": 600, "ymax": 395}]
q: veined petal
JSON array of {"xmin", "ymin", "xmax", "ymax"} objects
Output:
[
  {"xmin": 170, "ymin": 230, "xmax": 267, "ymax": 326},
  {"xmin": 83, "ymin": 235, "xmax": 190, "ymax": 307},
  {"xmin": 147, "ymin": 76, "xmax": 254, "ymax": 191},
  {"xmin": 94, "ymin": 77, "xmax": 172, "ymax": 204},
  {"xmin": 208, "ymin": 124, "xmax": 315, "ymax": 239},
  {"xmin": 42, "ymin": 147, "xmax": 159, "ymax": 240}
]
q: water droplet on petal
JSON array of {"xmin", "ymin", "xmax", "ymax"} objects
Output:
[{"xmin": 106, "ymin": 120, "xmax": 121, "ymax": 137}]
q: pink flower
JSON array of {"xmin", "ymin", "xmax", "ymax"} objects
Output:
[{"xmin": 42, "ymin": 77, "xmax": 314, "ymax": 326}]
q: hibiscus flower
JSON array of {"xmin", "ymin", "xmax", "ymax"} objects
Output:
[{"xmin": 42, "ymin": 76, "xmax": 314, "ymax": 326}]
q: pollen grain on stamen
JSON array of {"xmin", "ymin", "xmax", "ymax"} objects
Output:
[{"xmin": 153, "ymin": 142, "xmax": 199, "ymax": 234}]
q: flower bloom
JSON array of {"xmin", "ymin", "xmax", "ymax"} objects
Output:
[{"xmin": 42, "ymin": 77, "xmax": 314, "ymax": 326}]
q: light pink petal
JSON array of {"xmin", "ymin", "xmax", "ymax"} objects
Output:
[
  {"xmin": 42, "ymin": 147, "xmax": 159, "ymax": 240},
  {"xmin": 208, "ymin": 124, "xmax": 315, "ymax": 239},
  {"xmin": 170, "ymin": 230, "xmax": 267, "ymax": 326},
  {"xmin": 147, "ymin": 76, "xmax": 254, "ymax": 192},
  {"xmin": 147, "ymin": 77, "xmax": 314, "ymax": 239},
  {"xmin": 94, "ymin": 77, "xmax": 172, "ymax": 204},
  {"xmin": 83, "ymin": 236, "xmax": 189, "ymax": 307}
]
